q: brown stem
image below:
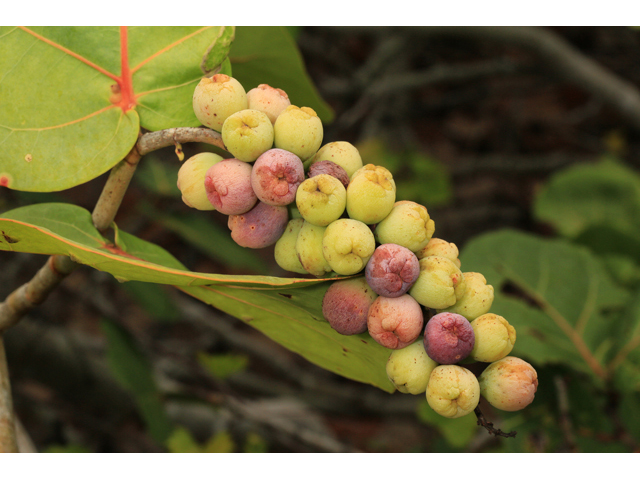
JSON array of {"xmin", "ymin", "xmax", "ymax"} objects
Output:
[
  {"xmin": 474, "ymin": 406, "xmax": 517, "ymax": 438},
  {"xmin": 0, "ymin": 336, "xmax": 18, "ymax": 453},
  {"xmin": 92, "ymin": 144, "xmax": 143, "ymax": 233},
  {"xmin": 0, "ymin": 255, "xmax": 77, "ymax": 333},
  {"xmin": 136, "ymin": 127, "xmax": 225, "ymax": 156}
]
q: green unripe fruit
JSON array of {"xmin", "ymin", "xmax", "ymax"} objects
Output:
[
  {"xmin": 307, "ymin": 141, "xmax": 363, "ymax": 178},
  {"xmin": 176, "ymin": 152, "xmax": 223, "ymax": 210},
  {"xmin": 274, "ymin": 218, "xmax": 307, "ymax": 274},
  {"xmin": 374, "ymin": 200, "xmax": 435, "ymax": 252},
  {"xmin": 346, "ymin": 164, "xmax": 396, "ymax": 225},
  {"xmin": 409, "ymin": 255, "xmax": 466, "ymax": 310},
  {"xmin": 246, "ymin": 84, "xmax": 291, "ymax": 124},
  {"xmin": 295, "ymin": 175, "xmax": 347, "ymax": 227},
  {"xmin": 426, "ymin": 365, "xmax": 480, "ymax": 418},
  {"xmin": 417, "ymin": 237, "xmax": 461, "ymax": 268},
  {"xmin": 322, "ymin": 219, "xmax": 376, "ymax": 275},
  {"xmin": 221, "ymin": 109, "xmax": 274, "ymax": 162},
  {"xmin": 469, "ymin": 313, "xmax": 516, "ymax": 363},
  {"xmin": 274, "ymin": 105, "xmax": 323, "ymax": 161},
  {"xmin": 193, "ymin": 74, "xmax": 248, "ymax": 132},
  {"xmin": 479, "ymin": 356, "xmax": 538, "ymax": 412},
  {"xmin": 438, "ymin": 272, "xmax": 494, "ymax": 321},
  {"xmin": 296, "ymin": 221, "xmax": 332, "ymax": 277},
  {"xmin": 386, "ymin": 341, "xmax": 438, "ymax": 394}
]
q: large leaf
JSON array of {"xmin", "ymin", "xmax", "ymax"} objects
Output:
[
  {"xmin": 229, "ymin": 27, "xmax": 334, "ymax": 124},
  {"xmin": 0, "ymin": 26, "xmax": 232, "ymax": 192},
  {"xmin": 534, "ymin": 158, "xmax": 640, "ymax": 238},
  {"xmin": 460, "ymin": 229, "xmax": 629, "ymax": 383},
  {"xmin": 101, "ymin": 319, "xmax": 173, "ymax": 443},
  {"xmin": 0, "ymin": 202, "xmax": 393, "ymax": 391}
]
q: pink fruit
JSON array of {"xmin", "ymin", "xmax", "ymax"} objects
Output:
[
  {"xmin": 204, "ymin": 159, "xmax": 257, "ymax": 215},
  {"xmin": 228, "ymin": 201, "xmax": 288, "ymax": 249},
  {"xmin": 251, "ymin": 148, "xmax": 305, "ymax": 206},
  {"xmin": 365, "ymin": 244, "xmax": 420, "ymax": 298},
  {"xmin": 424, "ymin": 312, "xmax": 475, "ymax": 364},
  {"xmin": 322, "ymin": 277, "xmax": 377, "ymax": 335},
  {"xmin": 367, "ymin": 295, "xmax": 424, "ymax": 349}
]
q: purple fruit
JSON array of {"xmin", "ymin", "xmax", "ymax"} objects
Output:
[
  {"xmin": 251, "ymin": 148, "xmax": 305, "ymax": 206},
  {"xmin": 424, "ymin": 312, "xmax": 475, "ymax": 364},
  {"xmin": 205, "ymin": 159, "xmax": 257, "ymax": 215},
  {"xmin": 365, "ymin": 244, "xmax": 420, "ymax": 298},
  {"xmin": 228, "ymin": 201, "xmax": 288, "ymax": 249},
  {"xmin": 322, "ymin": 277, "xmax": 377, "ymax": 335},
  {"xmin": 308, "ymin": 160, "xmax": 350, "ymax": 189}
]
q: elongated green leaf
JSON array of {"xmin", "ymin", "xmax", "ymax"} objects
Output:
[
  {"xmin": 101, "ymin": 320, "xmax": 173, "ymax": 443},
  {"xmin": 460, "ymin": 229, "xmax": 629, "ymax": 381},
  {"xmin": 534, "ymin": 158, "xmax": 640, "ymax": 238},
  {"xmin": 0, "ymin": 203, "xmax": 311, "ymax": 287},
  {"xmin": 230, "ymin": 27, "xmax": 334, "ymax": 123},
  {"xmin": 0, "ymin": 26, "xmax": 232, "ymax": 192},
  {"xmin": 0, "ymin": 202, "xmax": 394, "ymax": 391}
]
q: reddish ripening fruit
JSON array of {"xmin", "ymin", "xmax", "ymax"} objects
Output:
[
  {"xmin": 479, "ymin": 356, "xmax": 538, "ymax": 412},
  {"xmin": 423, "ymin": 312, "xmax": 475, "ymax": 365},
  {"xmin": 251, "ymin": 148, "xmax": 305, "ymax": 206},
  {"xmin": 204, "ymin": 159, "xmax": 257, "ymax": 215},
  {"xmin": 308, "ymin": 160, "xmax": 350, "ymax": 189},
  {"xmin": 227, "ymin": 201, "xmax": 289, "ymax": 249},
  {"xmin": 246, "ymin": 84, "xmax": 291, "ymax": 124},
  {"xmin": 322, "ymin": 277, "xmax": 378, "ymax": 335},
  {"xmin": 367, "ymin": 294, "xmax": 424, "ymax": 349},
  {"xmin": 365, "ymin": 244, "xmax": 420, "ymax": 298}
]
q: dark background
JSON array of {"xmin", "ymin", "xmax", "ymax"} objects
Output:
[{"xmin": 1, "ymin": 26, "xmax": 640, "ymax": 453}]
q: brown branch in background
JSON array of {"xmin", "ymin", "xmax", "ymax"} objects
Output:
[
  {"xmin": 0, "ymin": 336, "xmax": 18, "ymax": 453},
  {"xmin": 413, "ymin": 26, "xmax": 640, "ymax": 131},
  {"xmin": 554, "ymin": 375, "xmax": 578, "ymax": 452},
  {"xmin": 0, "ymin": 255, "xmax": 77, "ymax": 334},
  {"xmin": 474, "ymin": 406, "xmax": 517, "ymax": 438}
]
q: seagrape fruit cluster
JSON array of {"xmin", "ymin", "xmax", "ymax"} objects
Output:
[{"xmin": 182, "ymin": 74, "xmax": 538, "ymax": 420}]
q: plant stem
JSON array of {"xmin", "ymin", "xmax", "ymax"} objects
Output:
[
  {"xmin": 136, "ymin": 127, "xmax": 225, "ymax": 156},
  {"xmin": 0, "ymin": 336, "xmax": 18, "ymax": 453}
]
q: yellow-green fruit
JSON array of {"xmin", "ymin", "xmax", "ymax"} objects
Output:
[
  {"xmin": 274, "ymin": 105, "xmax": 323, "ymax": 161},
  {"xmin": 295, "ymin": 174, "xmax": 346, "ymax": 227},
  {"xmin": 177, "ymin": 152, "xmax": 223, "ymax": 210},
  {"xmin": 296, "ymin": 221, "xmax": 332, "ymax": 276},
  {"xmin": 274, "ymin": 218, "xmax": 307, "ymax": 274},
  {"xmin": 416, "ymin": 238, "xmax": 461, "ymax": 268},
  {"xmin": 192, "ymin": 74, "xmax": 248, "ymax": 132},
  {"xmin": 409, "ymin": 256, "xmax": 466, "ymax": 310},
  {"xmin": 470, "ymin": 313, "xmax": 516, "ymax": 363},
  {"xmin": 479, "ymin": 356, "xmax": 538, "ymax": 412},
  {"xmin": 307, "ymin": 141, "xmax": 363, "ymax": 178},
  {"xmin": 386, "ymin": 341, "xmax": 439, "ymax": 394},
  {"xmin": 346, "ymin": 164, "xmax": 396, "ymax": 225},
  {"xmin": 322, "ymin": 219, "xmax": 375, "ymax": 275},
  {"xmin": 221, "ymin": 109, "xmax": 274, "ymax": 162},
  {"xmin": 375, "ymin": 200, "xmax": 435, "ymax": 252},
  {"xmin": 426, "ymin": 365, "xmax": 480, "ymax": 418},
  {"xmin": 438, "ymin": 272, "xmax": 494, "ymax": 321}
]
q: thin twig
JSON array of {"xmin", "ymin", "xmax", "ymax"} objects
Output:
[
  {"xmin": 412, "ymin": 26, "xmax": 640, "ymax": 131},
  {"xmin": 554, "ymin": 375, "xmax": 578, "ymax": 452},
  {"xmin": 0, "ymin": 336, "xmax": 18, "ymax": 452},
  {"xmin": 474, "ymin": 406, "xmax": 517, "ymax": 438}
]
